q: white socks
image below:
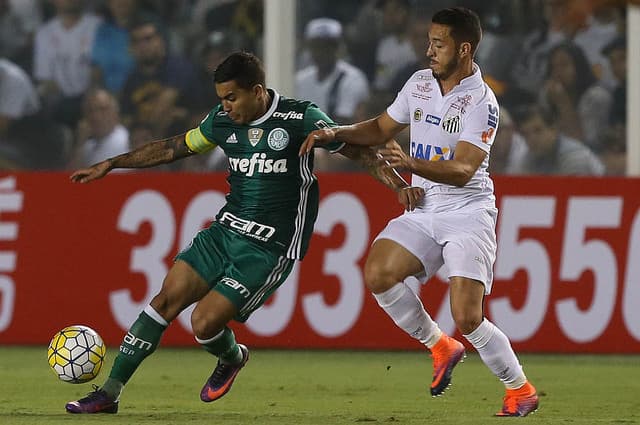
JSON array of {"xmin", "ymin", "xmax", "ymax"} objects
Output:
[
  {"xmin": 463, "ymin": 318, "xmax": 527, "ymax": 389},
  {"xmin": 373, "ymin": 282, "xmax": 442, "ymax": 348}
]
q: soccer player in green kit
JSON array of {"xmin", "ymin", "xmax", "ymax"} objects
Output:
[{"xmin": 66, "ymin": 52, "xmax": 424, "ymax": 414}]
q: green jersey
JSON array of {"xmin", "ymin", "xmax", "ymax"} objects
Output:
[{"xmin": 185, "ymin": 89, "xmax": 343, "ymax": 260}]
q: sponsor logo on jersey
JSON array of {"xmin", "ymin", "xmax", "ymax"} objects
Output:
[
  {"xmin": 442, "ymin": 115, "xmax": 461, "ymax": 133},
  {"xmin": 273, "ymin": 111, "xmax": 304, "ymax": 120},
  {"xmin": 417, "ymin": 82, "xmax": 432, "ymax": 93},
  {"xmin": 228, "ymin": 152, "xmax": 288, "ymax": 177},
  {"xmin": 219, "ymin": 211, "xmax": 276, "ymax": 242},
  {"xmin": 413, "ymin": 108, "xmax": 423, "ymax": 122},
  {"xmin": 487, "ymin": 104, "xmax": 498, "ymax": 128},
  {"xmin": 425, "ymin": 114, "xmax": 441, "ymax": 125},
  {"xmin": 216, "ymin": 111, "xmax": 228, "ymax": 116},
  {"xmin": 481, "ymin": 127, "xmax": 495, "ymax": 144},
  {"xmin": 267, "ymin": 128, "xmax": 289, "ymax": 151},
  {"xmin": 248, "ymin": 128, "xmax": 263, "ymax": 146},
  {"xmin": 220, "ymin": 277, "xmax": 251, "ymax": 298},
  {"xmin": 411, "ymin": 142, "xmax": 454, "ymax": 161},
  {"xmin": 226, "ymin": 133, "xmax": 238, "ymax": 144},
  {"xmin": 416, "ymin": 73, "xmax": 433, "ymax": 80},
  {"xmin": 448, "ymin": 95, "xmax": 472, "ymax": 115}
]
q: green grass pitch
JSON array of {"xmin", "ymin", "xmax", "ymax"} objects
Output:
[{"xmin": 1, "ymin": 346, "xmax": 639, "ymax": 424}]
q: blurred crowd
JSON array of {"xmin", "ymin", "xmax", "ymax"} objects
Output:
[{"xmin": 0, "ymin": 0, "xmax": 629, "ymax": 175}]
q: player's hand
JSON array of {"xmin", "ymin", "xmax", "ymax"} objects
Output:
[
  {"xmin": 377, "ymin": 140, "xmax": 415, "ymax": 171},
  {"xmin": 299, "ymin": 128, "xmax": 336, "ymax": 156},
  {"xmin": 398, "ymin": 186, "xmax": 424, "ymax": 211},
  {"xmin": 70, "ymin": 160, "xmax": 112, "ymax": 184}
]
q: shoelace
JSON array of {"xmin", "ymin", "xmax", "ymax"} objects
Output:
[
  {"xmin": 211, "ymin": 362, "xmax": 234, "ymax": 384},
  {"xmin": 79, "ymin": 384, "xmax": 104, "ymax": 401}
]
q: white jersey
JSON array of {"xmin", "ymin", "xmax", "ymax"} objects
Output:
[
  {"xmin": 33, "ymin": 14, "xmax": 101, "ymax": 97},
  {"xmin": 387, "ymin": 64, "xmax": 499, "ymax": 213}
]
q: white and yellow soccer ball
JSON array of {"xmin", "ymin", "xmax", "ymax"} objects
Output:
[{"xmin": 47, "ymin": 325, "xmax": 106, "ymax": 384}]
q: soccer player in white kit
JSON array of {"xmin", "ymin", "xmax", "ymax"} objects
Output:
[{"xmin": 301, "ymin": 7, "xmax": 539, "ymax": 417}]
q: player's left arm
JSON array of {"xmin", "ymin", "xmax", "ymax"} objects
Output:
[
  {"xmin": 338, "ymin": 141, "xmax": 424, "ymax": 211},
  {"xmin": 378, "ymin": 140, "xmax": 486, "ymax": 187},
  {"xmin": 378, "ymin": 101, "xmax": 497, "ymax": 187}
]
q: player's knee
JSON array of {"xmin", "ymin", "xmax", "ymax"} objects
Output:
[
  {"xmin": 364, "ymin": 261, "xmax": 399, "ymax": 294},
  {"xmin": 191, "ymin": 308, "xmax": 225, "ymax": 339},
  {"xmin": 451, "ymin": 308, "xmax": 482, "ymax": 335},
  {"xmin": 190, "ymin": 309, "xmax": 210, "ymax": 339}
]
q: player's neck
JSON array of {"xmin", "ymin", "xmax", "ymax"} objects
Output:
[
  {"xmin": 438, "ymin": 61, "xmax": 473, "ymax": 95},
  {"xmin": 253, "ymin": 90, "xmax": 272, "ymax": 121}
]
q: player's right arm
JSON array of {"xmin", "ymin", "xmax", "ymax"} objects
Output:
[
  {"xmin": 299, "ymin": 111, "xmax": 407, "ymax": 155},
  {"xmin": 71, "ymin": 109, "xmax": 220, "ymax": 183},
  {"xmin": 70, "ymin": 133, "xmax": 197, "ymax": 183}
]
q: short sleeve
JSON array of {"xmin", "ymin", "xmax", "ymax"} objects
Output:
[
  {"xmin": 459, "ymin": 101, "xmax": 499, "ymax": 153},
  {"xmin": 386, "ymin": 77, "xmax": 413, "ymax": 124},
  {"xmin": 303, "ymin": 104, "xmax": 344, "ymax": 152}
]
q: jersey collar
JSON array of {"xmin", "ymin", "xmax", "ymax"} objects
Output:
[
  {"xmin": 456, "ymin": 63, "xmax": 483, "ymax": 91},
  {"xmin": 249, "ymin": 89, "xmax": 280, "ymax": 126}
]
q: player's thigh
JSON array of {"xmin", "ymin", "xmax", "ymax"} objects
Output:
[
  {"xmin": 365, "ymin": 239, "xmax": 425, "ymax": 292},
  {"xmin": 151, "ymin": 260, "xmax": 210, "ymax": 321},
  {"xmin": 440, "ymin": 209, "xmax": 497, "ymax": 294},
  {"xmin": 214, "ymin": 246, "xmax": 294, "ymax": 323},
  {"xmin": 368, "ymin": 213, "xmax": 444, "ymax": 286}
]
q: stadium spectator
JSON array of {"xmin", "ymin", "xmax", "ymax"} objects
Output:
[
  {"xmin": 512, "ymin": 103, "xmax": 605, "ymax": 175},
  {"xmin": 91, "ymin": 0, "xmax": 156, "ymax": 94},
  {"xmin": 388, "ymin": 17, "xmax": 430, "ymax": 96},
  {"xmin": 302, "ymin": 7, "xmax": 539, "ymax": 417},
  {"xmin": 70, "ymin": 89, "xmax": 130, "ymax": 168},
  {"xmin": 343, "ymin": 0, "xmax": 382, "ymax": 82},
  {"xmin": 0, "ymin": 0, "xmax": 43, "ymax": 70},
  {"xmin": 488, "ymin": 107, "xmax": 528, "ymax": 175},
  {"xmin": 573, "ymin": 3, "xmax": 623, "ymax": 89},
  {"xmin": 33, "ymin": 0, "xmax": 101, "ymax": 127},
  {"xmin": 540, "ymin": 42, "xmax": 612, "ymax": 150},
  {"xmin": 65, "ymin": 51, "xmax": 412, "ymax": 414},
  {"xmin": 600, "ymin": 35, "xmax": 627, "ymax": 175},
  {"xmin": 1, "ymin": 57, "xmax": 70, "ymax": 170},
  {"xmin": 0, "ymin": 58, "xmax": 40, "ymax": 139},
  {"xmin": 120, "ymin": 18, "xmax": 205, "ymax": 139},
  {"xmin": 373, "ymin": 0, "xmax": 416, "ymax": 92},
  {"xmin": 0, "ymin": 58, "xmax": 41, "ymax": 168},
  {"xmin": 192, "ymin": 31, "xmax": 237, "ymax": 114},
  {"xmin": 296, "ymin": 18, "xmax": 370, "ymax": 125},
  {"xmin": 509, "ymin": 0, "xmax": 589, "ymax": 97}
]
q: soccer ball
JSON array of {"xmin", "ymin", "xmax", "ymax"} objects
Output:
[{"xmin": 47, "ymin": 325, "xmax": 106, "ymax": 384}]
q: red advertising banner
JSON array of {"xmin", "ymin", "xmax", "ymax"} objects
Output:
[{"xmin": 0, "ymin": 173, "xmax": 639, "ymax": 353}]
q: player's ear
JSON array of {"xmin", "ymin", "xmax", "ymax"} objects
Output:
[
  {"xmin": 253, "ymin": 84, "xmax": 265, "ymax": 97},
  {"xmin": 459, "ymin": 42, "xmax": 471, "ymax": 57}
]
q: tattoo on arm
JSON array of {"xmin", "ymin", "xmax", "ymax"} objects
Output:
[
  {"xmin": 339, "ymin": 144, "xmax": 409, "ymax": 191},
  {"xmin": 108, "ymin": 133, "xmax": 194, "ymax": 169}
]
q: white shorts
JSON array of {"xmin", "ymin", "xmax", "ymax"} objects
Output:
[{"xmin": 374, "ymin": 208, "xmax": 498, "ymax": 294}]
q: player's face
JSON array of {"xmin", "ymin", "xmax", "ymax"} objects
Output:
[
  {"xmin": 215, "ymin": 80, "xmax": 264, "ymax": 125},
  {"xmin": 427, "ymin": 23, "xmax": 460, "ymax": 80}
]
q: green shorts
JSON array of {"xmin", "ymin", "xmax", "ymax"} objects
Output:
[{"xmin": 176, "ymin": 222, "xmax": 295, "ymax": 322}]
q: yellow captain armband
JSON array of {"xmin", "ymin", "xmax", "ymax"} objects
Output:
[{"xmin": 185, "ymin": 128, "xmax": 217, "ymax": 153}]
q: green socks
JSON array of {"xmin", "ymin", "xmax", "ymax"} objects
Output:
[
  {"xmin": 106, "ymin": 306, "xmax": 168, "ymax": 391},
  {"xmin": 197, "ymin": 326, "xmax": 242, "ymax": 364}
]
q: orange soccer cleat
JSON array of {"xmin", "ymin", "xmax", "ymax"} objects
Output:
[
  {"xmin": 495, "ymin": 381, "xmax": 539, "ymax": 417},
  {"xmin": 429, "ymin": 334, "xmax": 466, "ymax": 396}
]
